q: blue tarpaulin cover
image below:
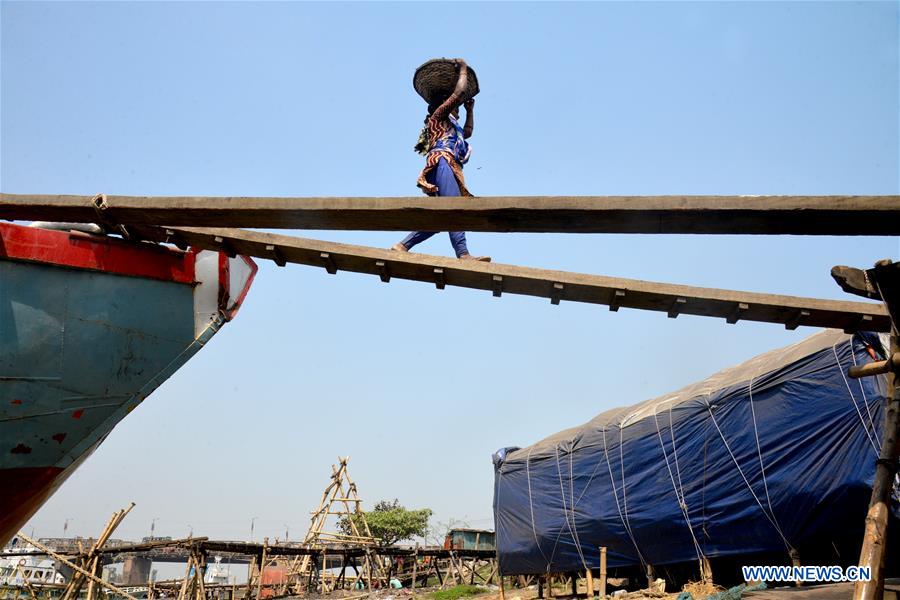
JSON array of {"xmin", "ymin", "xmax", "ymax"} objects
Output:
[{"xmin": 492, "ymin": 331, "xmax": 891, "ymax": 575}]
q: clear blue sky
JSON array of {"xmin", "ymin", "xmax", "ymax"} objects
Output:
[{"xmin": 2, "ymin": 1, "xmax": 898, "ymax": 543}]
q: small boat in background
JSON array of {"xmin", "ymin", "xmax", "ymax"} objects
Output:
[
  {"xmin": 0, "ymin": 222, "xmax": 257, "ymax": 545},
  {"xmin": 0, "ymin": 536, "xmax": 66, "ymax": 586}
]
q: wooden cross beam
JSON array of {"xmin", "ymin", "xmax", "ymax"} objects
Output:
[
  {"xmin": 129, "ymin": 225, "xmax": 890, "ymax": 332},
  {"xmin": 2, "ymin": 193, "xmax": 899, "ymax": 234}
]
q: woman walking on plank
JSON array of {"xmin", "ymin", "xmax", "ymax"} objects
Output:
[{"xmin": 392, "ymin": 58, "xmax": 490, "ymax": 262}]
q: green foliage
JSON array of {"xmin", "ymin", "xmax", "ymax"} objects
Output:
[
  {"xmin": 338, "ymin": 499, "xmax": 432, "ymax": 546},
  {"xmin": 430, "ymin": 585, "xmax": 487, "ymax": 600}
]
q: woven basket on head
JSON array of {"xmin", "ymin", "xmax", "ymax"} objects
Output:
[{"xmin": 413, "ymin": 58, "xmax": 480, "ymax": 106}]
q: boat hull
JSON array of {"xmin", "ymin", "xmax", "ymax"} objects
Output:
[{"xmin": 0, "ymin": 223, "xmax": 255, "ymax": 544}]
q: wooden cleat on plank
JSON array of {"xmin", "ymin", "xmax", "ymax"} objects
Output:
[
  {"xmin": 265, "ymin": 244, "xmax": 287, "ymax": 267},
  {"xmin": 320, "ymin": 252, "xmax": 337, "ymax": 275},
  {"xmin": 213, "ymin": 236, "xmax": 236, "ymax": 258},
  {"xmin": 668, "ymin": 297, "xmax": 687, "ymax": 319},
  {"xmin": 785, "ymin": 309, "xmax": 811, "ymax": 330},
  {"xmin": 727, "ymin": 302, "xmax": 750, "ymax": 325},
  {"xmin": 609, "ymin": 289, "xmax": 626, "ymax": 312},
  {"xmin": 433, "ymin": 268, "xmax": 445, "ymax": 290},
  {"xmin": 551, "ymin": 283, "xmax": 564, "ymax": 306},
  {"xmin": 375, "ymin": 261, "xmax": 390, "ymax": 283},
  {"xmin": 492, "ymin": 275, "xmax": 503, "ymax": 298}
]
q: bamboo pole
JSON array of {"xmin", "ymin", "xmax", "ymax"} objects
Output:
[
  {"xmin": 411, "ymin": 547, "xmax": 418, "ymax": 597},
  {"xmin": 255, "ymin": 538, "xmax": 269, "ymax": 600},
  {"xmin": 585, "ymin": 567, "xmax": 594, "ymax": 598},
  {"xmin": 853, "ymin": 260, "xmax": 900, "ymax": 600},
  {"xmin": 599, "ymin": 548, "xmax": 607, "ymax": 600},
  {"xmin": 13, "ymin": 534, "xmax": 140, "ymax": 600},
  {"xmin": 15, "ymin": 564, "xmax": 38, "ymax": 600}
]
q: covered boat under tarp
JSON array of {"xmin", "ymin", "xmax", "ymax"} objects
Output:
[{"xmin": 492, "ymin": 330, "xmax": 894, "ymax": 576}]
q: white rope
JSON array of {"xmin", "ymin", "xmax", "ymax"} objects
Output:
[
  {"xmin": 850, "ymin": 341, "xmax": 880, "ymax": 447},
  {"xmin": 705, "ymin": 399, "xmax": 793, "ymax": 551},
  {"xmin": 548, "ymin": 448, "xmax": 589, "ymax": 570},
  {"xmin": 667, "ymin": 406, "xmax": 689, "ymax": 513},
  {"xmin": 525, "ymin": 447, "xmax": 552, "ymax": 568},
  {"xmin": 546, "ymin": 451, "xmax": 569, "ymax": 566},
  {"xmin": 601, "ymin": 427, "xmax": 647, "ymax": 567},
  {"xmin": 748, "ymin": 378, "xmax": 778, "ymax": 522},
  {"xmin": 568, "ymin": 450, "xmax": 590, "ymax": 568},
  {"xmin": 619, "ymin": 426, "xmax": 635, "ymax": 552},
  {"xmin": 652, "ymin": 410, "xmax": 705, "ymax": 564},
  {"xmin": 574, "ymin": 443, "xmax": 609, "ymax": 508},
  {"xmin": 833, "ymin": 344, "xmax": 880, "ymax": 455}
]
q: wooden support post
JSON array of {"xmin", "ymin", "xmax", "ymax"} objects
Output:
[
  {"xmin": 255, "ymin": 539, "xmax": 268, "ymax": 600},
  {"xmin": 645, "ymin": 564, "xmax": 655, "ymax": 589},
  {"xmin": 790, "ymin": 549, "xmax": 802, "ymax": 588},
  {"xmin": 599, "ymin": 548, "xmax": 607, "ymax": 600},
  {"xmin": 244, "ymin": 556, "xmax": 256, "ymax": 600},
  {"xmin": 547, "ymin": 574, "xmax": 554, "ymax": 598},
  {"xmin": 411, "ymin": 547, "xmax": 418, "ymax": 596},
  {"xmin": 855, "ymin": 331, "xmax": 900, "ymax": 600},
  {"xmin": 498, "ymin": 576, "xmax": 506, "ymax": 600},
  {"xmin": 850, "ymin": 260, "xmax": 900, "ymax": 600},
  {"xmin": 571, "ymin": 572, "xmax": 579, "ymax": 596},
  {"xmin": 585, "ymin": 567, "xmax": 594, "ymax": 598},
  {"xmin": 538, "ymin": 576, "xmax": 544, "ymax": 599}
]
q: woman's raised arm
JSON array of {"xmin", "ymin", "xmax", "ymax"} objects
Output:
[{"xmin": 431, "ymin": 59, "xmax": 469, "ymax": 121}]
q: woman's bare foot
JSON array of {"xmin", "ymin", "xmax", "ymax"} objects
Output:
[
  {"xmin": 459, "ymin": 253, "xmax": 491, "ymax": 262},
  {"xmin": 391, "ymin": 243, "xmax": 409, "ymax": 252}
]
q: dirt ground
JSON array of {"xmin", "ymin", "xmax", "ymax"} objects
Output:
[{"xmin": 314, "ymin": 578, "xmax": 900, "ymax": 600}]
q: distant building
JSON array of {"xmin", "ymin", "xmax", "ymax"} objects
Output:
[{"xmin": 443, "ymin": 529, "xmax": 495, "ymax": 551}]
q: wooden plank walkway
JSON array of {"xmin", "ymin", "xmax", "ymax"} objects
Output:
[
  {"xmin": 3, "ymin": 193, "xmax": 899, "ymax": 234},
  {"xmin": 131, "ymin": 225, "xmax": 890, "ymax": 332}
]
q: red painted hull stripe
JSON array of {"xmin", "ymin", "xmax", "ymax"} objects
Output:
[
  {"xmin": 0, "ymin": 223, "xmax": 195, "ymax": 283},
  {"xmin": 0, "ymin": 466, "xmax": 66, "ymax": 545}
]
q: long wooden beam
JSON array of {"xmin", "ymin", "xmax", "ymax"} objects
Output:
[
  {"xmin": 130, "ymin": 225, "xmax": 890, "ymax": 331},
  {"xmin": 3, "ymin": 193, "xmax": 899, "ymax": 234}
]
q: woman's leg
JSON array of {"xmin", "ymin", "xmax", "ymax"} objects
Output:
[
  {"xmin": 397, "ymin": 230, "xmax": 436, "ymax": 250},
  {"xmin": 432, "ymin": 158, "xmax": 471, "ymax": 258},
  {"xmin": 394, "ymin": 159, "xmax": 447, "ymax": 251}
]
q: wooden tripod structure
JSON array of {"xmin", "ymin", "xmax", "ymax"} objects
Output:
[{"xmin": 274, "ymin": 457, "xmax": 383, "ymax": 596}]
